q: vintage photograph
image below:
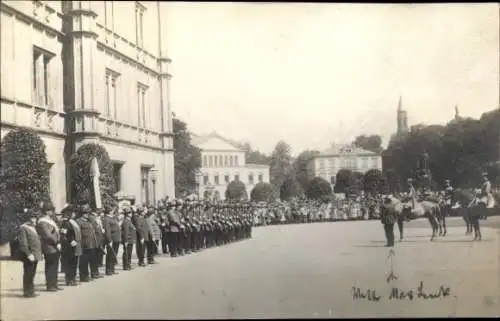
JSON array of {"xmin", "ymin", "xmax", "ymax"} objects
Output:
[{"xmin": 0, "ymin": 1, "xmax": 499, "ymax": 319}]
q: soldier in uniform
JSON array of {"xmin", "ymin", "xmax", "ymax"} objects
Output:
[
  {"xmin": 102, "ymin": 205, "xmax": 121, "ymax": 275},
  {"xmin": 36, "ymin": 202, "xmax": 63, "ymax": 291},
  {"xmin": 18, "ymin": 208, "xmax": 42, "ymax": 298},
  {"xmin": 60, "ymin": 204, "xmax": 82, "ymax": 286},
  {"xmin": 134, "ymin": 207, "xmax": 150, "ymax": 266},
  {"xmin": 380, "ymin": 196, "xmax": 397, "ymax": 247},
  {"xmin": 146, "ymin": 207, "xmax": 161, "ymax": 264},
  {"xmin": 158, "ymin": 204, "xmax": 169, "ymax": 254},
  {"xmin": 76, "ymin": 203, "xmax": 96, "ymax": 282},
  {"xmin": 89, "ymin": 209, "xmax": 104, "ymax": 279},
  {"xmin": 167, "ymin": 200, "xmax": 183, "ymax": 257},
  {"xmin": 121, "ymin": 208, "xmax": 136, "ymax": 270}
]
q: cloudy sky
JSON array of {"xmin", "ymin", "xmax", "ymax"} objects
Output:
[{"xmin": 162, "ymin": 3, "xmax": 499, "ymax": 155}]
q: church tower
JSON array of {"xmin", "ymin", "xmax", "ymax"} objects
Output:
[{"xmin": 396, "ymin": 96, "xmax": 408, "ymax": 134}]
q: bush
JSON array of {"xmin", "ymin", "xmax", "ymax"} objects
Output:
[
  {"xmin": 0, "ymin": 128, "xmax": 51, "ymax": 244},
  {"xmin": 363, "ymin": 169, "xmax": 388, "ymax": 196},
  {"xmin": 70, "ymin": 143, "xmax": 116, "ymax": 209},
  {"xmin": 305, "ymin": 177, "xmax": 332, "ymax": 200},
  {"xmin": 250, "ymin": 182, "xmax": 277, "ymax": 203},
  {"xmin": 334, "ymin": 169, "xmax": 354, "ymax": 194},
  {"xmin": 225, "ymin": 180, "xmax": 248, "ymax": 201}
]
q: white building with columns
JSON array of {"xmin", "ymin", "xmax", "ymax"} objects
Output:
[
  {"xmin": 0, "ymin": 1, "xmax": 175, "ymax": 211},
  {"xmin": 191, "ymin": 132, "xmax": 270, "ymax": 201},
  {"xmin": 307, "ymin": 144, "xmax": 383, "ymax": 186}
]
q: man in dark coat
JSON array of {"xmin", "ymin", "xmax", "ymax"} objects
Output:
[
  {"xmin": 121, "ymin": 208, "xmax": 136, "ymax": 270},
  {"xmin": 76, "ymin": 203, "xmax": 98, "ymax": 282},
  {"xmin": 18, "ymin": 208, "xmax": 43, "ymax": 298},
  {"xmin": 60, "ymin": 204, "xmax": 82, "ymax": 286},
  {"xmin": 167, "ymin": 201, "xmax": 182, "ymax": 257},
  {"xmin": 134, "ymin": 207, "xmax": 150, "ymax": 266},
  {"xmin": 90, "ymin": 210, "xmax": 105, "ymax": 278},
  {"xmin": 36, "ymin": 202, "xmax": 63, "ymax": 292},
  {"xmin": 102, "ymin": 205, "xmax": 121, "ymax": 275},
  {"xmin": 380, "ymin": 197, "xmax": 397, "ymax": 247},
  {"xmin": 146, "ymin": 207, "xmax": 161, "ymax": 264}
]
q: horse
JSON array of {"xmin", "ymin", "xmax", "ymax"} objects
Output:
[
  {"xmin": 463, "ymin": 189, "xmax": 496, "ymax": 241},
  {"xmin": 388, "ymin": 194, "xmax": 441, "ymax": 241}
]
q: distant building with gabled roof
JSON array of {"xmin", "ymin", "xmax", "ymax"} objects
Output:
[
  {"xmin": 191, "ymin": 131, "xmax": 270, "ymax": 201},
  {"xmin": 307, "ymin": 143, "xmax": 382, "ymax": 186}
]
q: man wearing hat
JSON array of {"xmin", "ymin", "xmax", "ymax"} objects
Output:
[
  {"xmin": 146, "ymin": 206, "xmax": 161, "ymax": 264},
  {"xmin": 89, "ymin": 209, "xmax": 105, "ymax": 279},
  {"xmin": 36, "ymin": 202, "xmax": 63, "ymax": 291},
  {"xmin": 60, "ymin": 204, "xmax": 82, "ymax": 286},
  {"xmin": 77, "ymin": 202, "xmax": 98, "ymax": 282},
  {"xmin": 133, "ymin": 206, "xmax": 150, "ymax": 267},
  {"xmin": 167, "ymin": 200, "xmax": 182, "ymax": 257},
  {"xmin": 18, "ymin": 208, "xmax": 42, "ymax": 297},
  {"xmin": 102, "ymin": 205, "xmax": 121, "ymax": 275},
  {"xmin": 121, "ymin": 207, "xmax": 136, "ymax": 270},
  {"xmin": 380, "ymin": 196, "xmax": 397, "ymax": 247}
]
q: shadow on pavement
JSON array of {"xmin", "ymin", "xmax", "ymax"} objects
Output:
[{"xmin": 436, "ymin": 238, "xmax": 495, "ymax": 243}]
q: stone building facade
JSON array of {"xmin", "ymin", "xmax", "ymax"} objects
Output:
[
  {"xmin": 191, "ymin": 132, "xmax": 270, "ymax": 201},
  {"xmin": 0, "ymin": 1, "xmax": 175, "ymax": 211}
]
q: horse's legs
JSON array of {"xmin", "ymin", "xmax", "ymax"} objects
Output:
[
  {"xmin": 396, "ymin": 217, "xmax": 404, "ymax": 241},
  {"xmin": 428, "ymin": 215, "xmax": 437, "ymax": 241},
  {"xmin": 442, "ymin": 208, "xmax": 447, "ymax": 236}
]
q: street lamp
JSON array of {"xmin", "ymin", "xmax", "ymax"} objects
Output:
[
  {"xmin": 150, "ymin": 169, "xmax": 158, "ymax": 206},
  {"xmin": 195, "ymin": 170, "xmax": 203, "ymax": 199}
]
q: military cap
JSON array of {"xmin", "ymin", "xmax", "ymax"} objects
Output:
[
  {"xmin": 60, "ymin": 203, "xmax": 73, "ymax": 215},
  {"xmin": 444, "ymin": 179, "xmax": 450, "ymax": 184},
  {"xmin": 40, "ymin": 201, "xmax": 55, "ymax": 212},
  {"xmin": 482, "ymin": 172, "xmax": 488, "ymax": 177}
]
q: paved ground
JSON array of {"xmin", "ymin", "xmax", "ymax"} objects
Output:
[{"xmin": 1, "ymin": 217, "xmax": 499, "ymax": 320}]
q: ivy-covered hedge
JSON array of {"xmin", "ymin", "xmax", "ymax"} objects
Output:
[
  {"xmin": 70, "ymin": 143, "xmax": 116, "ymax": 209},
  {"xmin": 0, "ymin": 128, "xmax": 51, "ymax": 244}
]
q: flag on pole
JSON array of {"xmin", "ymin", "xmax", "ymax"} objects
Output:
[{"xmin": 90, "ymin": 157, "xmax": 102, "ymax": 210}]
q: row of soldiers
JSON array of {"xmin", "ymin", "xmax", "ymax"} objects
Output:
[{"xmin": 15, "ymin": 199, "xmax": 253, "ymax": 298}]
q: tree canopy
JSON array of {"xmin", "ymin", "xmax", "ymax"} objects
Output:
[
  {"xmin": 173, "ymin": 117, "xmax": 202, "ymax": 197},
  {"xmin": 383, "ymin": 109, "xmax": 499, "ymax": 189},
  {"xmin": 250, "ymin": 182, "xmax": 277, "ymax": 203},
  {"xmin": 305, "ymin": 177, "xmax": 333, "ymax": 200},
  {"xmin": 269, "ymin": 140, "xmax": 293, "ymax": 193},
  {"xmin": 353, "ymin": 134, "xmax": 383, "ymax": 154},
  {"xmin": 225, "ymin": 179, "xmax": 248, "ymax": 201}
]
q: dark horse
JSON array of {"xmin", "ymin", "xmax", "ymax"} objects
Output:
[{"xmin": 387, "ymin": 195, "xmax": 441, "ymax": 241}]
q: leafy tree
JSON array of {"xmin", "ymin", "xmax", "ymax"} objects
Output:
[
  {"xmin": 305, "ymin": 177, "xmax": 333, "ymax": 200},
  {"xmin": 293, "ymin": 150, "xmax": 320, "ymax": 192},
  {"xmin": 363, "ymin": 169, "xmax": 388, "ymax": 196},
  {"xmin": 0, "ymin": 128, "xmax": 51, "ymax": 244},
  {"xmin": 384, "ymin": 169, "xmax": 402, "ymax": 194},
  {"xmin": 351, "ymin": 171, "xmax": 364, "ymax": 195},
  {"xmin": 225, "ymin": 180, "xmax": 248, "ymax": 201},
  {"xmin": 334, "ymin": 169, "xmax": 354, "ymax": 194},
  {"xmin": 238, "ymin": 142, "xmax": 271, "ymax": 165},
  {"xmin": 353, "ymin": 134, "xmax": 383, "ymax": 154},
  {"xmin": 250, "ymin": 182, "xmax": 277, "ymax": 202},
  {"xmin": 383, "ymin": 108, "xmax": 500, "ymax": 189},
  {"xmin": 280, "ymin": 174, "xmax": 303, "ymax": 200},
  {"xmin": 270, "ymin": 140, "xmax": 293, "ymax": 192},
  {"xmin": 173, "ymin": 117, "xmax": 202, "ymax": 197},
  {"xmin": 71, "ymin": 143, "xmax": 116, "ymax": 209}
]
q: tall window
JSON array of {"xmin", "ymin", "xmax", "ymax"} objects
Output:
[
  {"xmin": 214, "ymin": 175, "xmax": 220, "ymax": 185},
  {"xmin": 214, "ymin": 156, "xmax": 218, "ymax": 167},
  {"xmin": 113, "ymin": 163, "xmax": 123, "ymax": 191},
  {"xmin": 140, "ymin": 166, "xmax": 150, "ymax": 205},
  {"xmin": 137, "ymin": 83, "xmax": 148, "ymax": 128},
  {"xmin": 235, "ymin": 174, "xmax": 240, "ymax": 181},
  {"xmin": 105, "ymin": 69, "xmax": 119, "ymax": 119},
  {"xmin": 248, "ymin": 174, "xmax": 254, "ymax": 185},
  {"xmin": 229, "ymin": 156, "xmax": 233, "ymax": 167},
  {"xmin": 135, "ymin": 2, "xmax": 145, "ymax": 48},
  {"xmin": 219, "ymin": 155, "xmax": 223, "ymax": 167},
  {"xmin": 225, "ymin": 175, "xmax": 230, "ymax": 183},
  {"xmin": 234, "ymin": 156, "xmax": 238, "ymax": 166},
  {"xmin": 203, "ymin": 175, "xmax": 209, "ymax": 185},
  {"xmin": 209, "ymin": 156, "xmax": 213, "ymax": 168},
  {"xmin": 225, "ymin": 156, "xmax": 229, "ymax": 167},
  {"xmin": 203, "ymin": 155, "xmax": 207, "ymax": 167},
  {"xmin": 33, "ymin": 47, "xmax": 54, "ymax": 107},
  {"xmin": 258, "ymin": 174, "xmax": 263, "ymax": 183}
]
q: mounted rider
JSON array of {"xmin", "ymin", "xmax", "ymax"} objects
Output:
[
  {"xmin": 407, "ymin": 178, "xmax": 417, "ymax": 209},
  {"xmin": 479, "ymin": 172, "xmax": 494, "ymax": 209},
  {"xmin": 443, "ymin": 179, "xmax": 454, "ymax": 205}
]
